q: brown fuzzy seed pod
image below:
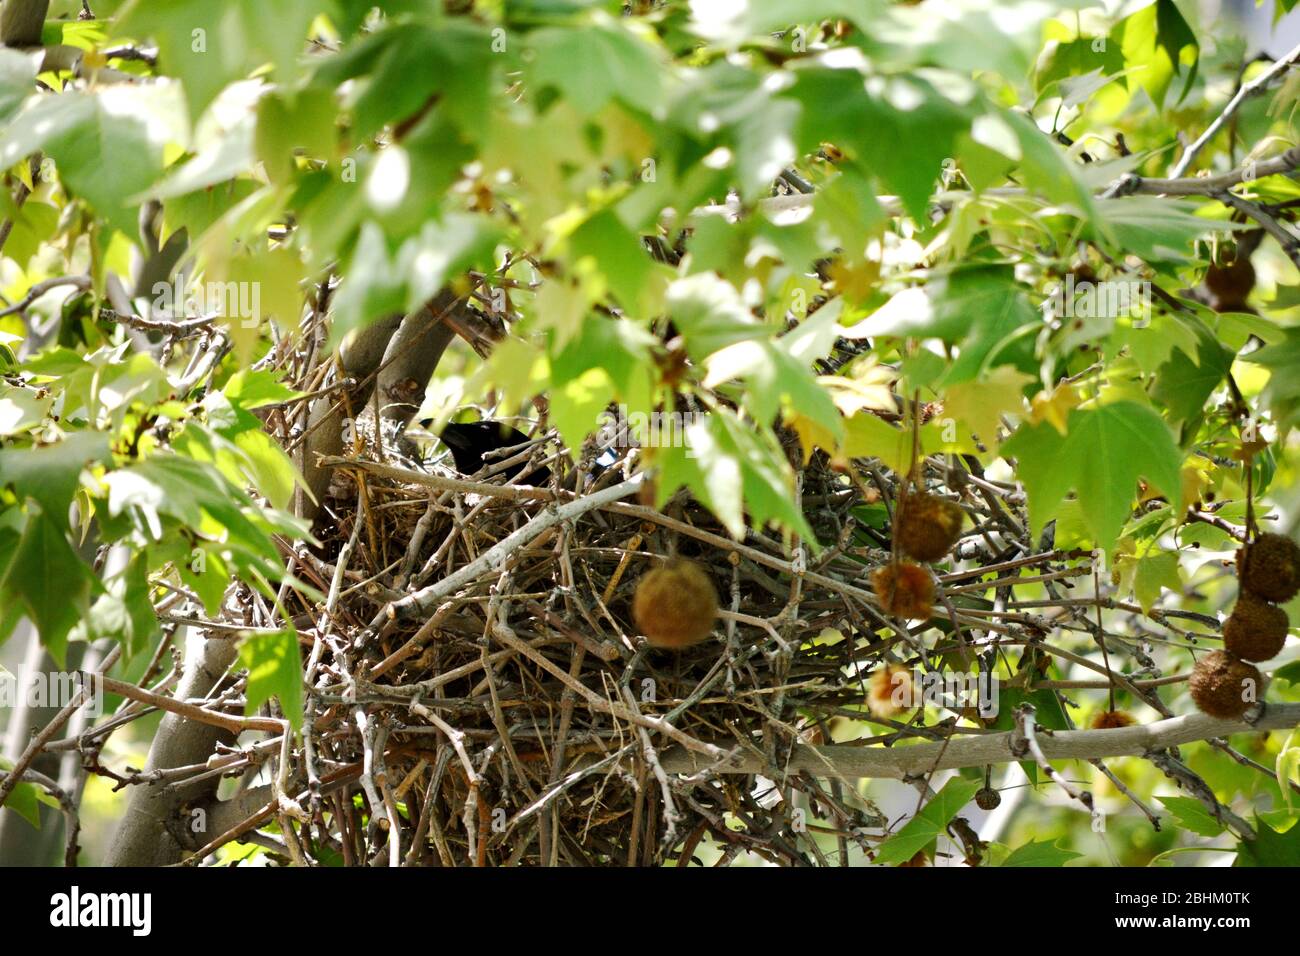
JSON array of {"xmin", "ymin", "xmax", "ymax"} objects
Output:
[
  {"xmin": 866, "ymin": 664, "xmax": 916, "ymax": 719},
  {"xmin": 1188, "ymin": 651, "xmax": 1263, "ymax": 719},
  {"xmin": 871, "ymin": 561, "xmax": 934, "ymax": 620},
  {"xmin": 898, "ymin": 850, "xmax": 929, "ymax": 867},
  {"xmin": 974, "ymin": 787, "xmax": 1001, "ymax": 811},
  {"xmin": 895, "ymin": 492, "xmax": 965, "ymax": 562},
  {"xmin": 1223, "ymin": 593, "xmax": 1289, "ymax": 662},
  {"xmin": 1238, "ymin": 533, "xmax": 1300, "ymax": 604},
  {"xmin": 632, "ymin": 558, "xmax": 719, "ymax": 649},
  {"xmin": 1089, "ymin": 710, "xmax": 1136, "ymax": 730},
  {"xmin": 1204, "ymin": 258, "xmax": 1256, "ymax": 313}
]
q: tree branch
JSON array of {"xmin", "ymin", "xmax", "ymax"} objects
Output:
[
  {"xmin": 654, "ymin": 703, "xmax": 1300, "ymax": 780},
  {"xmin": 0, "ymin": 0, "xmax": 49, "ymax": 46}
]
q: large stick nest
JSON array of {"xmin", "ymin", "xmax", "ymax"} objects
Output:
[{"xmin": 260, "ymin": 402, "xmax": 1100, "ymax": 867}]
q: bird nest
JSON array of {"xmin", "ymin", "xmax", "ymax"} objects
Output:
[{"xmin": 281, "ymin": 439, "xmax": 937, "ymax": 867}]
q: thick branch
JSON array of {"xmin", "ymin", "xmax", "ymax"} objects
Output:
[
  {"xmin": 654, "ymin": 703, "xmax": 1300, "ymax": 780},
  {"xmin": 0, "ymin": 0, "xmax": 48, "ymax": 46}
]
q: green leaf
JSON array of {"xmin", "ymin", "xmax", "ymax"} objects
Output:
[
  {"xmin": 0, "ymin": 86, "xmax": 184, "ymax": 235},
  {"xmin": 1131, "ymin": 550, "xmax": 1182, "ymax": 613},
  {"xmin": 657, "ymin": 409, "xmax": 816, "ymax": 544},
  {"xmin": 568, "ymin": 209, "xmax": 655, "ymax": 313},
  {"xmin": 1156, "ymin": 796, "xmax": 1227, "ymax": 838},
  {"xmin": 0, "ymin": 432, "xmax": 111, "ymax": 532},
  {"xmin": 0, "ymin": 48, "xmax": 35, "ymax": 123},
  {"xmin": 1236, "ymin": 817, "xmax": 1300, "ymax": 866},
  {"xmin": 0, "ymin": 757, "xmax": 42, "ymax": 830},
  {"xmin": 704, "ymin": 301, "xmax": 846, "ymax": 443},
  {"xmin": 0, "ymin": 509, "xmax": 96, "ymax": 665},
  {"xmin": 1152, "ymin": 329, "xmax": 1233, "ymax": 433},
  {"xmin": 1001, "ymin": 401, "xmax": 1183, "ymax": 553},
  {"xmin": 666, "ymin": 273, "xmax": 766, "ymax": 361},
  {"xmin": 990, "ymin": 686, "xmax": 1070, "ymax": 784},
  {"xmin": 528, "ymin": 18, "xmax": 666, "ymax": 117},
  {"xmin": 1273, "ymin": 660, "xmax": 1300, "ymax": 688},
  {"xmin": 1116, "ymin": 0, "xmax": 1199, "ymax": 108},
  {"xmin": 845, "ymin": 267, "xmax": 1037, "ymax": 386},
  {"xmin": 325, "ymin": 22, "xmax": 496, "ymax": 140},
  {"xmin": 690, "ymin": 0, "xmax": 883, "ymax": 48},
  {"xmin": 873, "ymin": 777, "xmax": 981, "ymax": 865},
  {"xmin": 238, "ymin": 628, "xmax": 303, "ymax": 729},
  {"xmin": 331, "ymin": 216, "xmax": 502, "ymax": 346},
  {"xmin": 1093, "ymin": 197, "xmax": 1234, "ymax": 264},
  {"xmin": 116, "ymin": 0, "xmax": 319, "ymax": 121},
  {"xmin": 999, "ymin": 837, "xmax": 1082, "ymax": 867},
  {"xmin": 222, "ymin": 369, "xmax": 301, "ymax": 410},
  {"xmin": 1247, "ymin": 329, "xmax": 1300, "ymax": 430},
  {"xmin": 74, "ymin": 551, "xmax": 157, "ymax": 661}
]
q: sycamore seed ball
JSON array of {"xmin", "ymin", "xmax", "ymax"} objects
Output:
[
  {"xmin": 1238, "ymin": 533, "xmax": 1300, "ymax": 604},
  {"xmin": 1089, "ymin": 710, "xmax": 1136, "ymax": 730},
  {"xmin": 1223, "ymin": 593, "xmax": 1289, "ymax": 662},
  {"xmin": 1188, "ymin": 651, "xmax": 1262, "ymax": 720},
  {"xmin": 633, "ymin": 558, "xmax": 719, "ymax": 649},
  {"xmin": 871, "ymin": 561, "xmax": 934, "ymax": 621},
  {"xmin": 866, "ymin": 664, "xmax": 916, "ymax": 719},
  {"xmin": 896, "ymin": 492, "xmax": 965, "ymax": 562}
]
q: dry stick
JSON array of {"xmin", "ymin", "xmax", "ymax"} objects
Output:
[
  {"xmin": 1011, "ymin": 703, "xmax": 1103, "ymax": 830},
  {"xmin": 490, "ymin": 620, "xmax": 723, "ymax": 759},
  {"xmin": 1094, "ymin": 565, "xmax": 1116, "ymax": 714},
  {"xmin": 0, "ymin": 645, "xmax": 121, "ymax": 810},
  {"xmin": 0, "ymin": 274, "xmax": 91, "ymax": 318},
  {"xmin": 372, "ymin": 475, "xmax": 647, "ymax": 626},
  {"xmin": 321, "ymin": 456, "xmax": 553, "ymax": 502},
  {"xmin": 650, "ymin": 702, "xmax": 1300, "ymax": 780},
  {"xmin": 1089, "ymin": 758, "xmax": 1163, "ymax": 830},
  {"xmin": 95, "ymin": 675, "xmax": 284, "ymax": 735}
]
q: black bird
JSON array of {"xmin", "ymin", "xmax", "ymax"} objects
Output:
[{"xmin": 421, "ymin": 419, "xmax": 551, "ymax": 485}]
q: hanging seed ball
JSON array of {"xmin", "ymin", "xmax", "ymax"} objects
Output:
[
  {"xmin": 974, "ymin": 787, "xmax": 1001, "ymax": 811},
  {"xmin": 866, "ymin": 664, "xmax": 916, "ymax": 719},
  {"xmin": 1223, "ymin": 593, "xmax": 1290, "ymax": 662},
  {"xmin": 1089, "ymin": 710, "xmax": 1137, "ymax": 730},
  {"xmin": 896, "ymin": 491, "xmax": 965, "ymax": 562},
  {"xmin": 1238, "ymin": 533, "xmax": 1300, "ymax": 603},
  {"xmin": 871, "ymin": 561, "xmax": 934, "ymax": 620},
  {"xmin": 633, "ymin": 558, "xmax": 719, "ymax": 649},
  {"xmin": 898, "ymin": 850, "xmax": 929, "ymax": 867},
  {"xmin": 1188, "ymin": 651, "xmax": 1263, "ymax": 719}
]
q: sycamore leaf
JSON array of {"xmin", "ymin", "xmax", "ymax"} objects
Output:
[
  {"xmin": 666, "ymin": 273, "xmax": 765, "ymax": 362},
  {"xmin": 0, "ymin": 508, "xmax": 96, "ymax": 666},
  {"xmin": 821, "ymin": 355, "xmax": 896, "ymax": 417},
  {"xmin": 116, "ymin": 0, "xmax": 319, "ymax": 122},
  {"xmin": 999, "ymin": 838, "xmax": 1082, "ymax": 867},
  {"xmin": 0, "ymin": 85, "xmax": 184, "ymax": 235},
  {"xmin": 657, "ymin": 409, "xmax": 815, "ymax": 544},
  {"xmin": 1127, "ymin": 550, "xmax": 1182, "ymax": 613},
  {"xmin": 942, "ymin": 365, "xmax": 1033, "ymax": 446},
  {"xmin": 843, "ymin": 267, "xmax": 1037, "ymax": 386},
  {"xmin": 1029, "ymin": 383, "xmax": 1080, "ymax": 435},
  {"xmin": 1001, "ymin": 401, "xmax": 1183, "ymax": 552},
  {"xmin": 873, "ymin": 778, "xmax": 981, "ymax": 865},
  {"xmin": 0, "ymin": 432, "xmax": 111, "ymax": 532},
  {"xmin": 1236, "ymin": 817, "xmax": 1300, "ymax": 867},
  {"xmin": 1157, "ymin": 796, "xmax": 1226, "ymax": 838},
  {"xmin": 1116, "ymin": 0, "xmax": 1198, "ymax": 108},
  {"xmin": 0, "ymin": 757, "xmax": 41, "ymax": 830},
  {"xmin": 239, "ymin": 628, "xmax": 303, "ymax": 729}
]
